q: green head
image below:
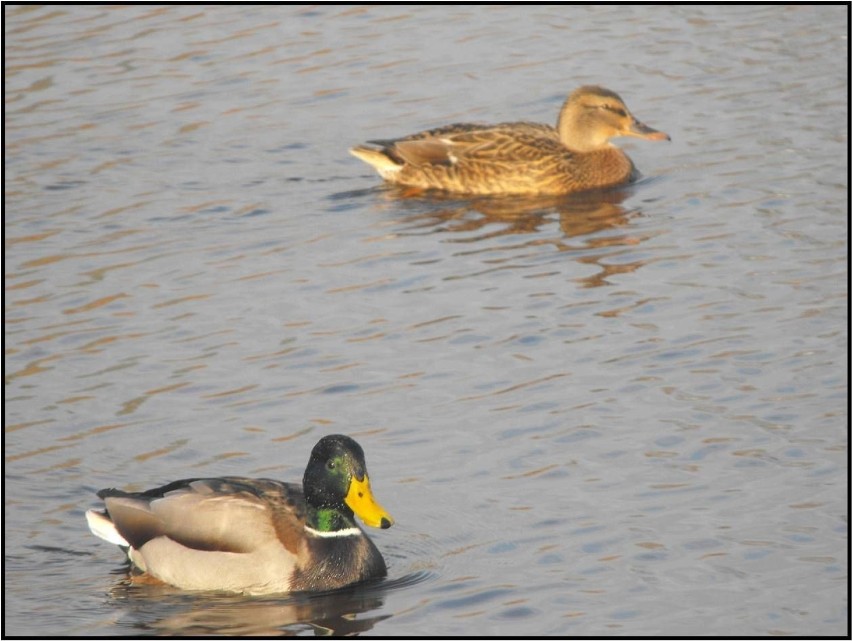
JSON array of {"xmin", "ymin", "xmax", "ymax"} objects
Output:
[{"xmin": 303, "ymin": 434, "xmax": 394, "ymax": 532}]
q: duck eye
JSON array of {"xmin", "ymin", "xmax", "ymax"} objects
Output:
[{"xmin": 326, "ymin": 460, "xmax": 335, "ymax": 470}]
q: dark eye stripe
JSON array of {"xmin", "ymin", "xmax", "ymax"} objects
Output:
[
  {"xmin": 591, "ymin": 104, "xmax": 627, "ymax": 117},
  {"xmin": 604, "ymin": 105, "xmax": 627, "ymax": 117}
]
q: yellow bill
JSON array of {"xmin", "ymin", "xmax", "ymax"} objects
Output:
[{"xmin": 345, "ymin": 474, "xmax": 394, "ymax": 529}]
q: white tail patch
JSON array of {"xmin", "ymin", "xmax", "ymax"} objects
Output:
[
  {"xmin": 86, "ymin": 509, "xmax": 129, "ymax": 547},
  {"xmin": 349, "ymin": 146, "xmax": 402, "ymax": 180}
]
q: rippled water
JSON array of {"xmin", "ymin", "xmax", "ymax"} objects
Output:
[{"xmin": 4, "ymin": 4, "xmax": 847, "ymax": 636}]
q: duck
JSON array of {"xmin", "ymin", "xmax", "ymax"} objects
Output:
[
  {"xmin": 350, "ymin": 85, "xmax": 669, "ymax": 196},
  {"xmin": 85, "ymin": 434, "xmax": 394, "ymax": 595}
]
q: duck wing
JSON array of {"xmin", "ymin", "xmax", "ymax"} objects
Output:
[
  {"xmin": 373, "ymin": 121, "xmax": 568, "ymax": 168},
  {"xmin": 98, "ymin": 477, "xmax": 306, "ymax": 555}
]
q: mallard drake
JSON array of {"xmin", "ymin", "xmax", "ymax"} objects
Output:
[
  {"xmin": 350, "ymin": 85, "xmax": 669, "ymax": 196},
  {"xmin": 85, "ymin": 434, "xmax": 394, "ymax": 594}
]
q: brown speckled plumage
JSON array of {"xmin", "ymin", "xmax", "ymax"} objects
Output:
[{"xmin": 350, "ymin": 86, "xmax": 669, "ymax": 196}]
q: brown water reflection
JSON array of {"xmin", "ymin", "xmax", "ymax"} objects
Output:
[{"xmin": 382, "ymin": 184, "xmax": 660, "ymax": 287}]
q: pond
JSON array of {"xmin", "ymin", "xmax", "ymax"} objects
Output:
[{"xmin": 4, "ymin": 4, "xmax": 847, "ymax": 636}]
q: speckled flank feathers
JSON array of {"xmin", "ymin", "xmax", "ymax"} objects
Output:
[{"xmin": 350, "ymin": 85, "xmax": 669, "ymax": 196}]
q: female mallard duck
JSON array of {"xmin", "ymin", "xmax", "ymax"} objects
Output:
[
  {"xmin": 85, "ymin": 434, "xmax": 393, "ymax": 594},
  {"xmin": 350, "ymin": 85, "xmax": 669, "ymax": 196}
]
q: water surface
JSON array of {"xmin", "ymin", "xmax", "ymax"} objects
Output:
[{"xmin": 4, "ymin": 4, "xmax": 847, "ymax": 636}]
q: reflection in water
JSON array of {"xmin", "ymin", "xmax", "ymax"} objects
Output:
[
  {"xmin": 390, "ymin": 185, "xmax": 635, "ymax": 238},
  {"xmin": 103, "ymin": 575, "xmax": 390, "ymax": 636},
  {"xmin": 97, "ymin": 565, "xmax": 433, "ymax": 635},
  {"xmin": 367, "ymin": 183, "xmax": 660, "ymax": 287}
]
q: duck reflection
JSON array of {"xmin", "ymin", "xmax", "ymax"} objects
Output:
[
  {"xmin": 390, "ymin": 184, "xmax": 634, "ymax": 239},
  {"xmin": 102, "ymin": 575, "xmax": 390, "ymax": 636},
  {"xmin": 377, "ymin": 183, "xmax": 657, "ymax": 287}
]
